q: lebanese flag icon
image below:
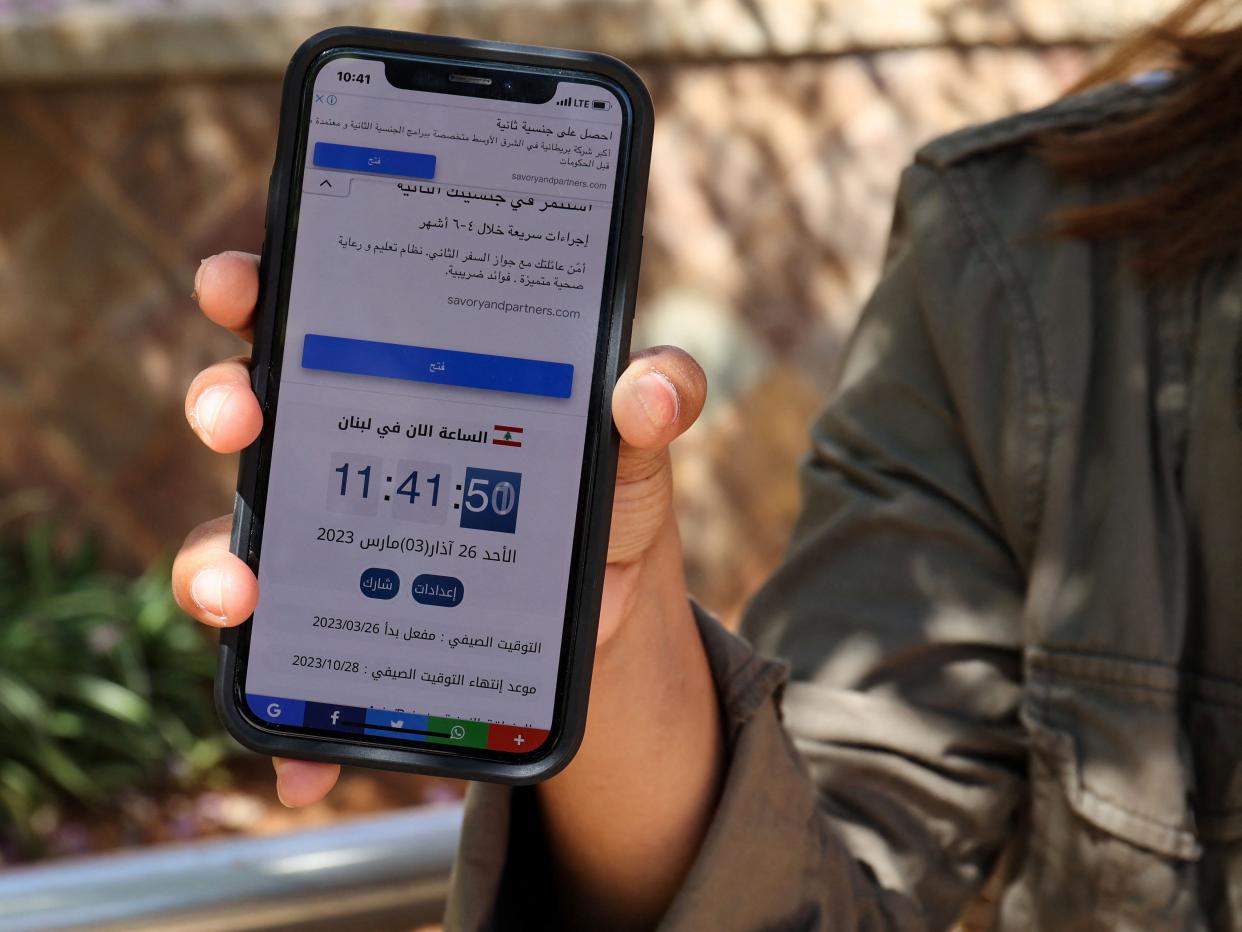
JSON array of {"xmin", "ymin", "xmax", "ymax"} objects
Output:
[{"xmin": 493, "ymin": 425, "xmax": 524, "ymax": 448}]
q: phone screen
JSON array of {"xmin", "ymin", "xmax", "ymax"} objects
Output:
[{"xmin": 239, "ymin": 53, "xmax": 628, "ymax": 757}]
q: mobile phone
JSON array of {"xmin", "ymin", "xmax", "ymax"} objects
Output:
[{"xmin": 215, "ymin": 27, "xmax": 652, "ymax": 783}]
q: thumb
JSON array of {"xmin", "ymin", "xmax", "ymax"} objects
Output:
[
  {"xmin": 607, "ymin": 347, "xmax": 706, "ymax": 565},
  {"xmin": 612, "ymin": 346, "xmax": 707, "ymax": 471}
]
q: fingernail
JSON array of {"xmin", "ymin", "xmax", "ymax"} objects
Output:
[
  {"xmin": 190, "ymin": 567, "xmax": 227, "ymax": 623},
  {"xmin": 272, "ymin": 760, "xmax": 296, "ymax": 807},
  {"xmin": 192, "ymin": 385, "xmax": 232, "ymax": 438},
  {"xmin": 634, "ymin": 370, "xmax": 679, "ymax": 430},
  {"xmin": 192, "ymin": 256, "xmax": 212, "ymax": 301}
]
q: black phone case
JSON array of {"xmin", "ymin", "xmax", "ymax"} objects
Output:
[{"xmin": 215, "ymin": 26, "xmax": 653, "ymax": 784}]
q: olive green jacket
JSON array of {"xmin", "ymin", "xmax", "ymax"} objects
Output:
[{"xmin": 446, "ymin": 80, "xmax": 1242, "ymax": 930}]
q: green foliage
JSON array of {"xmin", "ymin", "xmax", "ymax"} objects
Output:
[{"xmin": 0, "ymin": 524, "xmax": 230, "ymax": 852}]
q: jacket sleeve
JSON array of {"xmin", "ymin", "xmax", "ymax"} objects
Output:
[{"xmin": 446, "ymin": 159, "xmax": 1034, "ymax": 932}]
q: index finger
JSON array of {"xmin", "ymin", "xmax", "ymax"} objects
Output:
[{"xmin": 194, "ymin": 251, "xmax": 260, "ymax": 342}]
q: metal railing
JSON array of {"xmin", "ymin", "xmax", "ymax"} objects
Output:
[{"xmin": 0, "ymin": 803, "xmax": 463, "ymax": 931}]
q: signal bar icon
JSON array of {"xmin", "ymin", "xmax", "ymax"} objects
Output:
[{"xmin": 556, "ymin": 97, "xmax": 613, "ymax": 111}]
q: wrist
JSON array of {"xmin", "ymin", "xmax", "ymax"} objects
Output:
[{"xmin": 536, "ymin": 516, "xmax": 723, "ymax": 926}]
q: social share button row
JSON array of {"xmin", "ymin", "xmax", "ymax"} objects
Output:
[{"xmin": 245, "ymin": 693, "xmax": 549, "ymax": 753}]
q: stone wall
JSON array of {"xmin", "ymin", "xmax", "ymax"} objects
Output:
[
  {"xmin": 0, "ymin": 0, "xmax": 1174, "ymax": 79},
  {"xmin": 0, "ymin": 0, "xmax": 1172, "ymax": 621}
]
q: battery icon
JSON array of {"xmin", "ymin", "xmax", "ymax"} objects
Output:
[{"xmin": 592, "ymin": 100, "xmax": 611, "ymax": 111}]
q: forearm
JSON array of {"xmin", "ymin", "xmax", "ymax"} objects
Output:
[{"xmin": 536, "ymin": 517, "xmax": 724, "ymax": 930}]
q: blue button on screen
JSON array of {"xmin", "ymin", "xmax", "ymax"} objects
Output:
[
  {"xmin": 302, "ymin": 334, "xmax": 574, "ymax": 399},
  {"xmin": 360, "ymin": 567, "xmax": 400, "ymax": 600},
  {"xmin": 412, "ymin": 574, "xmax": 464, "ymax": 607},
  {"xmin": 305, "ymin": 702, "xmax": 365, "ymax": 733},
  {"xmin": 313, "ymin": 142, "xmax": 436, "ymax": 180},
  {"xmin": 247, "ymin": 694, "xmax": 305, "ymax": 726},
  {"xmin": 363, "ymin": 709, "xmax": 432, "ymax": 741}
]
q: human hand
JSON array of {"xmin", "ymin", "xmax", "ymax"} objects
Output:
[{"xmin": 171, "ymin": 251, "xmax": 707, "ymax": 806}]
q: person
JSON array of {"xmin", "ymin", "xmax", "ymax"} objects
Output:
[{"xmin": 172, "ymin": 0, "xmax": 1242, "ymax": 927}]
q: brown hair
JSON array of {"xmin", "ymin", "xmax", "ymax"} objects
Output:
[{"xmin": 1040, "ymin": 0, "xmax": 1242, "ymax": 280}]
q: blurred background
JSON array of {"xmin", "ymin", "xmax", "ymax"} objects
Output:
[{"xmin": 0, "ymin": 0, "xmax": 1175, "ymax": 926}]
